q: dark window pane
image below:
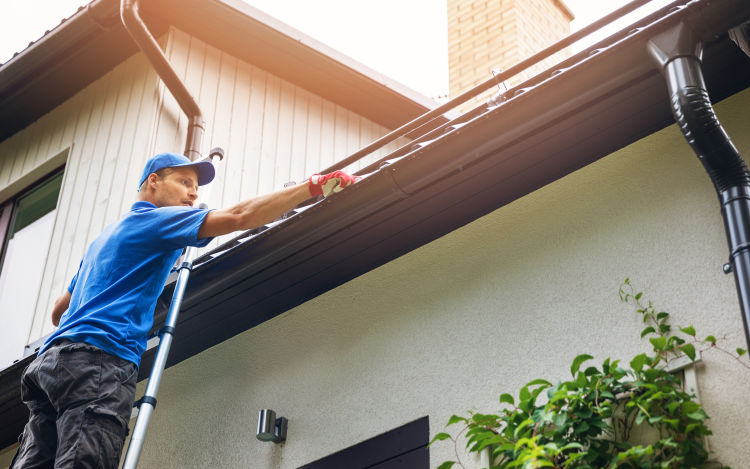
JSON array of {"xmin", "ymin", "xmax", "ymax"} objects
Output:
[{"xmin": 10, "ymin": 172, "xmax": 63, "ymax": 236}]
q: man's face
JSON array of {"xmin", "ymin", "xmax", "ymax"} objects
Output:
[{"xmin": 151, "ymin": 166, "xmax": 200, "ymax": 207}]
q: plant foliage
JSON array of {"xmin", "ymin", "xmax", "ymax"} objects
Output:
[{"xmin": 432, "ymin": 280, "xmax": 747, "ymax": 468}]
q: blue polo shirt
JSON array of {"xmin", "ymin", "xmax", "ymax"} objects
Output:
[{"xmin": 39, "ymin": 201, "xmax": 213, "ymax": 367}]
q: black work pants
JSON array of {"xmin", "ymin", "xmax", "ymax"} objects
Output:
[{"xmin": 10, "ymin": 340, "xmax": 137, "ymax": 469}]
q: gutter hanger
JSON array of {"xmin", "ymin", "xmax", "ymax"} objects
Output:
[
  {"xmin": 647, "ymin": 0, "xmax": 750, "ymax": 347},
  {"xmin": 120, "ymin": 0, "xmax": 205, "ymax": 160}
]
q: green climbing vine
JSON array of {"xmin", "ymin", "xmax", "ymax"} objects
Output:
[{"xmin": 432, "ymin": 279, "xmax": 749, "ymax": 469}]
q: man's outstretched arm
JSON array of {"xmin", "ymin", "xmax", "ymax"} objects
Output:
[
  {"xmin": 197, "ymin": 171, "xmax": 358, "ymax": 239},
  {"xmin": 51, "ymin": 291, "xmax": 71, "ymax": 327}
]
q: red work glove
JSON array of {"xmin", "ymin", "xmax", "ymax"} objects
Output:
[{"xmin": 308, "ymin": 171, "xmax": 360, "ymax": 197}]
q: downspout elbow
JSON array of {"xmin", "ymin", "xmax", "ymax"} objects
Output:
[
  {"xmin": 120, "ymin": 0, "xmax": 205, "ymax": 160},
  {"xmin": 648, "ymin": 25, "xmax": 750, "ymax": 201}
]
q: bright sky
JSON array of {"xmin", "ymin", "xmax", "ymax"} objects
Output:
[{"xmin": 0, "ymin": 0, "xmax": 672, "ymax": 100}]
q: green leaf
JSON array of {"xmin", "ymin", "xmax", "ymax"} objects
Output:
[
  {"xmin": 657, "ymin": 312, "xmax": 669, "ymax": 320},
  {"xmin": 613, "ymin": 367, "xmax": 628, "ymax": 380},
  {"xmin": 703, "ymin": 335, "xmax": 716, "ymax": 345},
  {"xmin": 437, "ymin": 462, "xmax": 456, "ymax": 469},
  {"xmin": 664, "ymin": 418, "xmax": 679, "ymax": 429},
  {"xmin": 570, "ymin": 354, "xmax": 594, "ymax": 377},
  {"xmin": 640, "ymin": 326, "xmax": 656, "ymax": 338},
  {"xmin": 514, "ymin": 418, "xmax": 534, "ymax": 439},
  {"xmin": 573, "ymin": 421, "xmax": 590, "ymax": 434},
  {"xmin": 519, "ymin": 386, "xmax": 531, "ymax": 403},
  {"xmin": 476, "ymin": 435, "xmax": 503, "ymax": 452},
  {"xmin": 574, "ymin": 371, "xmax": 587, "ymax": 388},
  {"xmin": 526, "ymin": 378, "xmax": 553, "ymax": 387},
  {"xmin": 500, "ymin": 393, "xmax": 515, "ymax": 406},
  {"xmin": 649, "ymin": 336, "xmax": 667, "ymax": 351},
  {"xmin": 584, "ymin": 366, "xmax": 599, "ymax": 376},
  {"xmin": 682, "ymin": 401, "xmax": 700, "ymax": 414},
  {"xmin": 679, "ymin": 325, "xmax": 696, "ymax": 337},
  {"xmin": 635, "ymin": 292, "xmax": 643, "ymax": 300},
  {"xmin": 680, "ymin": 343, "xmax": 696, "ymax": 361},
  {"xmin": 738, "ymin": 348, "xmax": 748, "ymax": 357},
  {"xmin": 430, "ymin": 433, "xmax": 452, "ymax": 445},
  {"xmin": 447, "ymin": 415, "xmax": 466, "ymax": 426},
  {"xmin": 561, "ymin": 442, "xmax": 584, "ymax": 451},
  {"xmin": 630, "ymin": 353, "xmax": 648, "ymax": 373}
]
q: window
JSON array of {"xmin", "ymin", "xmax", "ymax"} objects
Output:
[
  {"xmin": 0, "ymin": 169, "xmax": 64, "ymax": 369},
  {"xmin": 298, "ymin": 417, "xmax": 429, "ymax": 469}
]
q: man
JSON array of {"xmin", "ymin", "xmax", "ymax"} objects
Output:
[{"xmin": 10, "ymin": 152, "xmax": 358, "ymax": 468}]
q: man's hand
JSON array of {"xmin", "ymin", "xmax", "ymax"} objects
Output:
[
  {"xmin": 198, "ymin": 171, "xmax": 360, "ymax": 239},
  {"xmin": 308, "ymin": 171, "xmax": 360, "ymax": 197}
]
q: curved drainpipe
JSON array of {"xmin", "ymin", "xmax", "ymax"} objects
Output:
[
  {"xmin": 120, "ymin": 0, "xmax": 205, "ymax": 160},
  {"xmin": 648, "ymin": 20, "xmax": 750, "ymax": 348}
]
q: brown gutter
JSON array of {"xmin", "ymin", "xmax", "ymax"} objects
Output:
[{"xmin": 120, "ymin": 0, "xmax": 204, "ymax": 160}]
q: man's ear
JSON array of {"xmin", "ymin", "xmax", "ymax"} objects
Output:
[{"xmin": 148, "ymin": 172, "xmax": 160, "ymax": 187}]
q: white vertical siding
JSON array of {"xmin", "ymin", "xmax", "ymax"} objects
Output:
[
  {"xmin": 156, "ymin": 28, "xmax": 407, "ymax": 249},
  {"xmin": 0, "ymin": 26, "xmax": 411, "ymax": 356}
]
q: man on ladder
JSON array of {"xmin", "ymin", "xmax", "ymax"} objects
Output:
[{"xmin": 10, "ymin": 152, "xmax": 357, "ymax": 468}]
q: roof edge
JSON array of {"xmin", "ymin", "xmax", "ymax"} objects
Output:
[
  {"xmin": 0, "ymin": 0, "xmax": 436, "ymax": 143},
  {"xmin": 555, "ymin": 0, "xmax": 576, "ymax": 22}
]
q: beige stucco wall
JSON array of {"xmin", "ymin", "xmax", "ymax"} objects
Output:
[{"xmin": 118, "ymin": 87, "xmax": 750, "ymax": 469}]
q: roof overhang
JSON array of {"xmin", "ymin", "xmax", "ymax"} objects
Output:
[
  {"xmin": 2, "ymin": 0, "xmax": 750, "ymax": 451},
  {"xmin": 0, "ymin": 0, "xmax": 435, "ymax": 144},
  {"xmin": 140, "ymin": 0, "xmax": 750, "ymax": 385}
]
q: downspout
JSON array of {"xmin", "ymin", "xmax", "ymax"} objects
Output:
[
  {"xmin": 120, "ymin": 0, "xmax": 204, "ymax": 160},
  {"xmin": 648, "ymin": 18, "xmax": 750, "ymax": 347}
]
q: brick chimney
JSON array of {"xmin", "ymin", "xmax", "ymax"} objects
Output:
[{"xmin": 447, "ymin": 0, "xmax": 574, "ymax": 104}]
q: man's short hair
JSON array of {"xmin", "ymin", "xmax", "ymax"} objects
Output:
[{"xmin": 138, "ymin": 167, "xmax": 173, "ymax": 192}]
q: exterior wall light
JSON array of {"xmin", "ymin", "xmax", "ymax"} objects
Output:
[{"xmin": 257, "ymin": 409, "xmax": 287, "ymax": 444}]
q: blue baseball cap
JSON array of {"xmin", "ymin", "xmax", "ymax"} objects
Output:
[{"xmin": 138, "ymin": 152, "xmax": 215, "ymax": 191}]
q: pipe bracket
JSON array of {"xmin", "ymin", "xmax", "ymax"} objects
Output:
[{"xmin": 380, "ymin": 163, "xmax": 411, "ymax": 199}]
